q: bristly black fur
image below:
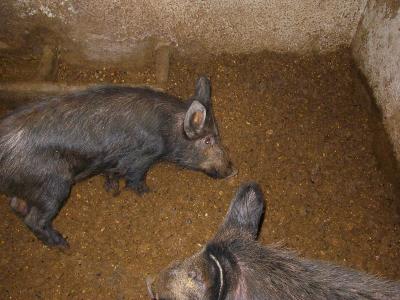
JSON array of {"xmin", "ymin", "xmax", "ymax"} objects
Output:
[
  {"xmin": 150, "ymin": 182, "xmax": 400, "ymax": 300},
  {"xmin": 0, "ymin": 78, "xmax": 234, "ymax": 247}
]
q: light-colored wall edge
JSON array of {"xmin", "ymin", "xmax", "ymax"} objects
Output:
[{"xmin": 352, "ymin": 0, "xmax": 400, "ymax": 162}]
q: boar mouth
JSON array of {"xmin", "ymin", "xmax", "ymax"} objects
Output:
[
  {"xmin": 206, "ymin": 166, "xmax": 238, "ymax": 179},
  {"xmin": 225, "ymin": 167, "xmax": 238, "ymax": 179}
]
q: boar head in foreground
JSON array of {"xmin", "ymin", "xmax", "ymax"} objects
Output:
[{"xmin": 147, "ymin": 182, "xmax": 400, "ymax": 299}]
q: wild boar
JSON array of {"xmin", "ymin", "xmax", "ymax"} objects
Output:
[
  {"xmin": 0, "ymin": 76, "xmax": 235, "ymax": 247},
  {"xmin": 148, "ymin": 182, "xmax": 400, "ymax": 300}
]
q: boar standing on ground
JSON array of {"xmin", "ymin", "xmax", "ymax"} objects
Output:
[
  {"xmin": 148, "ymin": 182, "xmax": 400, "ymax": 300},
  {"xmin": 0, "ymin": 77, "xmax": 235, "ymax": 247}
]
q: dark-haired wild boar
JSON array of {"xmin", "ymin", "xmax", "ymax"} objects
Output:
[
  {"xmin": 0, "ymin": 76, "xmax": 235, "ymax": 248},
  {"xmin": 148, "ymin": 182, "xmax": 400, "ymax": 300}
]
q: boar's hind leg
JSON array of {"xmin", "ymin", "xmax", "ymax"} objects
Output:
[
  {"xmin": 23, "ymin": 179, "xmax": 71, "ymax": 248},
  {"xmin": 9, "ymin": 197, "xmax": 30, "ymax": 217}
]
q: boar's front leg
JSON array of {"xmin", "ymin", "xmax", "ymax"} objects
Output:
[
  {"xmin": 124, "ymin": 157, "xmax": 161, "ymax": 196},
  {"xmin": 123, "ymin": 142, "xmax": 163, "ymax": 196},
  {"xmin": 125, "ymin": 166, "xmax": 150, "ymax": 196}
]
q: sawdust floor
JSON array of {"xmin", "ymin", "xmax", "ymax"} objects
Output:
[{"xmin": 0, "ymin": 48, "xmax": 399, "ymax": 299}]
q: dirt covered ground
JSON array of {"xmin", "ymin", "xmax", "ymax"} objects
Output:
[{"xmin": 0, "ymin": 48, "xmax": 399, "ymax": 299}]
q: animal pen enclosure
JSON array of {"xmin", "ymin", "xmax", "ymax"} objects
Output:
[{"xmin": 0, "ymin": 0, "xmax": 399, "ymax": 299}]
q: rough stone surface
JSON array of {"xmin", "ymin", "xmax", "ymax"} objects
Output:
[
  {"xmin": 1, "ymin": 0, "xmax": 366, "ymax": 64},
  {"xmin": 352, "ymin": 0, "xmax": 400, "ymax": 161}
]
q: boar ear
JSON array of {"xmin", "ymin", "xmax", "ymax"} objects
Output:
[
  {"xmin": 217, "ymin": 182, "xmax": 265, "ymax": 240},
  {"xmin": 204, "ymin": 244, "xmax": 236, "ymax": 300},
  {"xmin": 194, "ymin": 76, "xmax": 211, "ymax": 106},
  {"xmin": 184, "ymin": 100, "xmax": 207, "ymax": 139}
]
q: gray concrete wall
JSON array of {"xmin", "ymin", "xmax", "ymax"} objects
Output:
[
  {"xmin": 352, "ymin": 0, "xmax": 400, "ymax": 162},
  {"xmin": 0, "ymin": 0, "xmax": 366, "ymax": 65}
]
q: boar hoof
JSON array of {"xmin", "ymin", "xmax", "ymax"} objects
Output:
[
  {"xmin": 134, "ymin": 183, "xmax": 150, "ymax": 196},
  {"xmin": 41, "ymin": 228, "xmax": 70, "ymax": 249},
  {"xmin": 126, "ymin": 181, "xmax": 150, "ymax": 196},
  {"xmin": 104, "ymin": 176, "xmax": 120, "ymax": 197}
]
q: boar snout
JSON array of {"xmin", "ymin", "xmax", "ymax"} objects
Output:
[
  {"xmin": 199, "ymin": 144, "xmax": 237, "ymax": 179},
  {"xmin": 205, "ymin": 161, "xmax": 237, "ymax": 179}
]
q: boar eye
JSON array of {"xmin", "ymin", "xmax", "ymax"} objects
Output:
[{"xmin": 204, "ymin": 136, "xmax": 212, "ymax": 145}]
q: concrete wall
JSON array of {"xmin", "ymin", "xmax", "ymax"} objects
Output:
[
  {"xmin": 352, "ymin": 0, "xmax": 400, "ymax": 162},
  {"xmin": 0, "ymin": 0, "xmax": 366, "ymax": 65}
]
